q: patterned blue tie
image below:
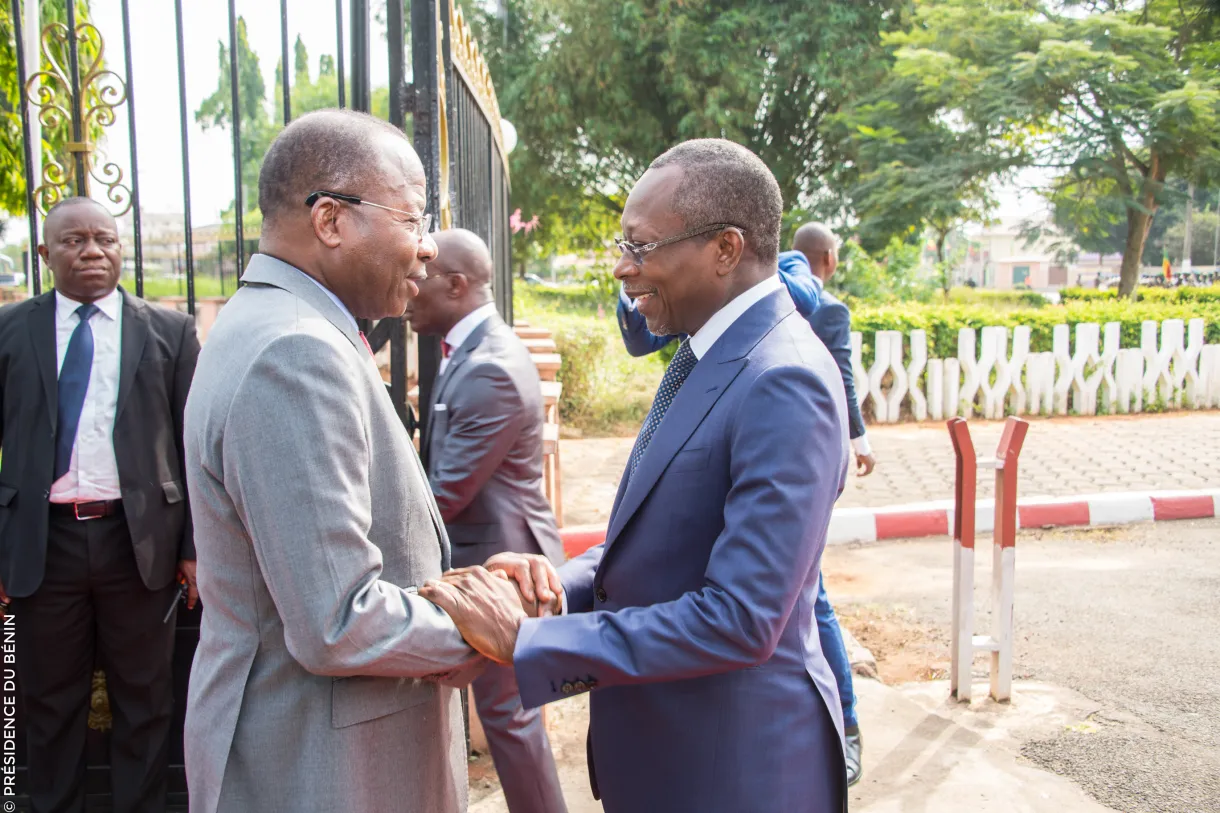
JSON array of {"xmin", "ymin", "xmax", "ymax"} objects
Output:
[
  {"xmin": 54, "ymin": 303, "xmax": 99, "ymax": 481},
  {"xmin": 626, "ymin": 339, "xmax": 697, "ymax": 483}
]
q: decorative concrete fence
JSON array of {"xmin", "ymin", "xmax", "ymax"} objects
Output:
[{"xmin": 851, "ymin": 318, "xmax": 1220, "ymax": 421}]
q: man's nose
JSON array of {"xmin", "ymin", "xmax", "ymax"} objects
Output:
[
  {"xmin": 79, "ymin": 238, "xmax": 105, "ymax": 258},
  {"xmin": 612, "ymin": 252, "xmax": 637, "ymax": 281},
  {"xmin": 417, "ymin": 232, "xmax": 438, "ymax": 262}
]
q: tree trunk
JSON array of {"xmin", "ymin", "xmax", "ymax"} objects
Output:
[
  {"xmin": 936, "ymin": 230, "xmax": 950, "ymax": 301},
  {"xmin": 1117, "ymin": 156, "xmax": 1166, "ymax": 299}
]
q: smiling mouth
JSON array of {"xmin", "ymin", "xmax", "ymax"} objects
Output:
[{"xmin": 625, "ymin": 288, "xmax": 658, "ymax": 307}]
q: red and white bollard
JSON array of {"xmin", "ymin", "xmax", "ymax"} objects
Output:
[{"xmin": 947, "ymin": 416, "xmax": 1029, "ymax": 703}]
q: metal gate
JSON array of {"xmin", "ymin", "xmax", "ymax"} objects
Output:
[{"xmin": 5, "ymin": 0, "xmax": 510, "ymax": 806}]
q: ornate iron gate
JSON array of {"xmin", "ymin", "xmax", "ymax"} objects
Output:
[{"xmin": 5, "ymin": 0, "xmax": 510, "ymax": 806}]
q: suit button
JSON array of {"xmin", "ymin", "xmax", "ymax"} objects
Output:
[
  {"xmin": 560, "ymin": 682, "xmax": 574, "ymax": 695},
  {"xmin": 595, "ymin": 587, "xmax": 607, "ymax": 603},
  {"xmin": 574, "ymin": 681, "xmax": 588, "ymax": 693}
]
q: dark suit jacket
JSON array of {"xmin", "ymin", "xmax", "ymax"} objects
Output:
[
  {"xmin": 806, "ymin": 291, "xmax": 866, "ymax": 441},
  {"xmin": 424, "ymin": 314, "xmax": 564, "ymax": 568},
  {"xmin": 0, "ymin": 288, "xmax": 200, "ymax": 597}
]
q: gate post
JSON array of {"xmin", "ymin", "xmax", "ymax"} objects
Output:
[
  {"xmin": 947, "ymin": 416, "xmax": 1029, "ymax": 703},
  {"xmin": 990, "ymin": 417, "xmax": 1028, "ymax": 701},
  {"xmin": 947, "ymin": 418, "xmax": 977, "ymax": 701}
]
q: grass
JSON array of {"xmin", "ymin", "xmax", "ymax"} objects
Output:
[
  {"xmin": 122, "ymin": 275, "xmax": 230, "ymax": 299},
  {"xmin": 515, "ymin": 287, "xmax": 661, "ymax": 436}
]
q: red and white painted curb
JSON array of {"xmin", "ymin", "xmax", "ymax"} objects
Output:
[{"xmin": 557, "ymin": 489, "xmax": 1220, "ymax": 557}]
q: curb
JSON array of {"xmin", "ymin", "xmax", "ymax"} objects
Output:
[{"xmin": 558, "ymin": 488, "xmax": 1220, "ymax": 556}]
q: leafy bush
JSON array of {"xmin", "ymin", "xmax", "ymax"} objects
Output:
[
  {"xmin": 1060, "ymin": 285, "xmax": 1220, "ymax": 304},
  {"xmin": 852, "ymin": 300, "xmax": 1220, "ymax": 368},
  {"xmin": 947, "ymin": 287, "xmax": 1051, "ymax": 309}
]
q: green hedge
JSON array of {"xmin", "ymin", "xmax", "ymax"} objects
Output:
[
  {"xmin": 851, "ymin": 300, "xmax": 1220, "ymax": 368},
  {"xmin": 1060, "ymin": 285, "xmax": 1220, "ymax": 304}
]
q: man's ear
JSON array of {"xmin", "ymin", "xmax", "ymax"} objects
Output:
[
  {"xmin": 716, "ymin": 228, "xmax": 746, "ymax": 277},
  {"xmin": 447, "ymin": 272, "xmax": 469, "ymax": 299},
  {"xmin": 311, "ymin": 199, "xmax": 343, "ymax": 248},
  {"xmin": 37, "ymin": 244, "xmax": 49, "ymax": 264}
]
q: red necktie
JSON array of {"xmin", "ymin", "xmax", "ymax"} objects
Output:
[
  {"xmin": 442, "ymin": 341, "xmax": 453, "ymax": 359},
  {"xmin": 359, "ymin": 331, "xmax": 374, "ymax": 357}
]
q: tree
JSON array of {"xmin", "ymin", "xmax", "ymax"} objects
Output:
[
  {"xmin": 869, "ymin": 0, "xmax": 1220, "ymax": 297},
  {"xmin": 467, "ymin": 0, "xmax": 906, "ymax": 266},
  {"xmin": 1, "ymin": 0, "xmax": 106, "ymax": 219}
]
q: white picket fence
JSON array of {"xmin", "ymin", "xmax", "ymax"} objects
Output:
[{"xmin": 850, "ymin": 318, "xmax": 1220, "ymax": 421}]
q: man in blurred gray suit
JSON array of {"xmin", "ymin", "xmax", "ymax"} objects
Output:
[
  {"xmin": 407, "ymin": 228, "xmax": 568, "ymax": 813},
  {"xmin": 183, "ymin": 110, "xmax": 483, "ymax": 813}
]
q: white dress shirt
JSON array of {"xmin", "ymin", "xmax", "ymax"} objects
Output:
[
  {"xmin": 688, "ymin": 275, "xmax": 784, "ymax": 360},
  {"xmin": 439, "ymin": 302, "xmax": 498, "ymax": 375},
  {"xmin": 50, "ymin": 288, "xmax": 123, "ymax": 503}
]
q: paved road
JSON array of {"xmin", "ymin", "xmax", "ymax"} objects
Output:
[
  {"xmin": 560, "ymin": 412, "xmax": 1220, "ymax": 526},
  {"xmin": 827, "ymin": 518, "xmax": 1220, "ymax": 813}
]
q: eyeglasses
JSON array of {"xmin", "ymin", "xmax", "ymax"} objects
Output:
[
  {"xmin": 614, "ymin": 223, "xmax": 745, "ymax": 267},
  {"xmin": 305, "ymin": 190, "xmax": 432, "ymax": 239}
]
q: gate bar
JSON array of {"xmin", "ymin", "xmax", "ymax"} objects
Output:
[
  {"xmin": 9, "ymin": 0, "xmax": 40, "ymax": 295},
  {"xmin": 64, "ymin": 0, "xmax": 87, "ymax": 196},
  {"xmin": 335, "ymin": 0, "xmax": 346, "ymax": 108},
  {"xmin": 173, "ymin": 0, "xmax": 195, "ymax": 315},
  {"xmin": 227, "ymin": 0, "xmax": 246, "ymax": 279},
  {"xmin": 280, "ymin": 0, "xmax": 292, "ymax": 125},
  {"xmin": 120, "ymin": 0, "xmax": 144, "ymax": 297}
]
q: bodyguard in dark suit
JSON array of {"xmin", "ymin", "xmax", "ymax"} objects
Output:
[
  {"xmin": 407, "ymin": 228, "xmax": 567, "ymax": 813},
  {"xmin": 0, "ymin": 198, "xmax": 200, "ymax": 813}
]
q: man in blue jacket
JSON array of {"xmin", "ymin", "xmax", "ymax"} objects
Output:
[
  {"xmin": 424, "ymin": 139, "xmax": 848, "ymax": 812},
  {"xmin": 615, "ymin": 220, "xmax": 873, "ymax": 787}
]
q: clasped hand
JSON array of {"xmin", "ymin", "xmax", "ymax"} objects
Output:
[{"xmin": 419, "ymin": 552, "xmax": 563, "ymax": 664}]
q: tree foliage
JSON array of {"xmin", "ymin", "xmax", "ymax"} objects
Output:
[
  {"xmin": 469, "ymin": 0, "xmax": 906, "ymax": 266},
  {"xmin": 858, "ymin": 0, "xmax": 1220, "ymax": 297}
]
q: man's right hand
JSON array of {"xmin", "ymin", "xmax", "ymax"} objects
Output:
[{"xmin": 483, "ymin": 552, "xmax": 564, "ymax": 617}]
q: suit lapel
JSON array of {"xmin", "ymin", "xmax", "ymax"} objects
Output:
[
  {"xmin": 602, "ymin": 288, "xmax": 796, "ymax": 557},
  {"xmin": 115, "ymin": 290, "xmax": 149, "ymax": 422},
  {"xmin": 425, "ymin": 315, "xmax": 499, "ymax": 457},
  {"xmin": 28, "ymin": 293, "xmax": 58, "ymax": 418}
]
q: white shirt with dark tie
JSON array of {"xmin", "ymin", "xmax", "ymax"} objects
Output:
[
  {"xmin": 439, "ymin": 302, "xmax": 498, "ymax": 376},
  {"xmin": 50, "ymin": 288, "xmax": 123, "ymax": 503}
]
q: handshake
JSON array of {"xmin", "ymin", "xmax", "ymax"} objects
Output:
[{"xmin": 419, "ymin": 552, "xmax": 563, "ymax": 666}]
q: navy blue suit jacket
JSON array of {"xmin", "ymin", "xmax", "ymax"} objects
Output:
[
  {"xmin": 805, "ymin": 290, "xmax": 866, "ymax": 441},
  {"xmin": 514, "ymin": 289, "xmax": 849, "ymax": 812}
]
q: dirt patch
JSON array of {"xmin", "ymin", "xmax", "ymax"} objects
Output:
[
  {"xmin": 468, "ymin": 751, "xmax": 500, "ymax": 804},
  {"xmin": 836, "ymin": 603, "xmax": 951, "ymax": 685}
]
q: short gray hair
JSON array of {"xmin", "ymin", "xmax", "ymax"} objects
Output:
[
  {"xmin": 648, "ymin": 139, "xmax": 783, "ymax": 264},
  {"xmin": 258, "ymin": 109, "xmax": 409, "ymax": 222}
]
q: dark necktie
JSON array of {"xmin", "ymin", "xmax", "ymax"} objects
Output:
[
  {"xmin": 626, "ymin": 339, "xmax": 697, "ymax": 483},
  {"xmin": 54, "ymin": 303, "xmax": 99, "ymax": 481}
]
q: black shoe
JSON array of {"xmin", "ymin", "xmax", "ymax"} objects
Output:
[{"xmin": 844, "ymin": 726, "xmax": 863, "ymax": 787}]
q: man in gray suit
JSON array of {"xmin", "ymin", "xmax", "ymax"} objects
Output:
[
  {"xmin": 407, "ymin": 228, "xmax": 568, "ymax": 813},
  {"xmin": 183, "ymin": 110, "xmax": 484, "ymax": 813}
]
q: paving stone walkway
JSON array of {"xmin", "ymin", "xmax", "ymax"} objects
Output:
[{"xmin": 560, "ymin": 412, "xmax": 1220, "ymax": 527}]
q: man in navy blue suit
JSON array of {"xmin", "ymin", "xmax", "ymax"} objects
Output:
[
  {"xmin": 423, "ymin": 139, "xmax": 849, "ymax": 812},
  {"xmin": 615, "ymin": 219, "xmax": 874, "ymax": 785}
]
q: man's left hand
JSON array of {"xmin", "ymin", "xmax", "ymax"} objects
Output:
[
  {"xmin": 419, "ymin": 567, "xmax": 526, "ymax": 664},
  {"xmin": 855, "ymin": 452, "xmax": 876, "ymax": 477},
  {"xmin": 483, "ymin": 552, "xmax": 563, "ymax": 617},
  {"xmin": 178, "ymin": 560, "xmax": 199, "ymax": 609}
]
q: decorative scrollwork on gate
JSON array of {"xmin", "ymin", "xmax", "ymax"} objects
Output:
[{"xmin": 26, "ymin": 21, "xmax": 132, "ymax": 216}]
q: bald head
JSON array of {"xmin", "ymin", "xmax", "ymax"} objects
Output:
[
  {"xmin": 793, "ymin": 222, "xmax": 839, "ymax": 282},
  {"xmin": 258, "ymin": 108, "xmax": 419, "ymax": 224},
  {"xmin": 430, "ymin": 229, "xmax": 493, "ymax": 290},
  {"xmin": 405, "ymin": 229, "xmax": 495, "ymax": 336}
]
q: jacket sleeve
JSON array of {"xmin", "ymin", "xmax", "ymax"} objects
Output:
[
  {"xmin": 222, "ymin": 333, "xmax": 481, "ymax": 678},
  {"xmin": 776, "ymin": 252, "xmax": 823, "ymax": 318},
  {"xmin": 173, "ymin": 315, "xmax": 202, "ymax": 560},
  {"xmin": 812, "ymin": 303, "xmax": 866, "ymax": 440},
  {"xmin": 616, "ymin": 289, "xmax": 679, "ymax": 357},
  {"xmin": 429, "ymin": 362, "xmax": 525, "ymax": 522},
  {"xmin": 511, "ymin": 363, "xmax": 846, "ymax": 708}
]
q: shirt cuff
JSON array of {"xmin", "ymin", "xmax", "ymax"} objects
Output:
[{"xmin": 852, "ymin": 434, "xmax": 872, "ymax": 457}]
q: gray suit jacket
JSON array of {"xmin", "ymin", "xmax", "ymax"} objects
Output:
[
  {"xmin": 183, "ymin": 255, "xmax": 480, "ymax": 813},
  {"xmin": 424, "ymin": 314, "xmax": 564, "ymax": 568}
]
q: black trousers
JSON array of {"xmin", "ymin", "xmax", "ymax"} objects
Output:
[{"xmin": 13, "ymin": 509, "xmax": 177, "ymax": 813}]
